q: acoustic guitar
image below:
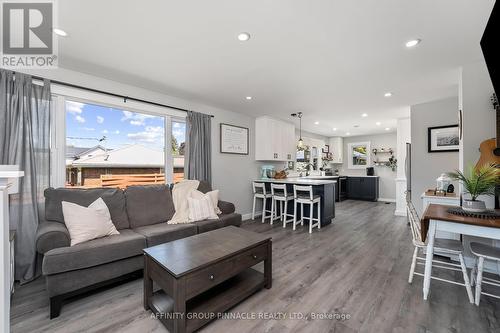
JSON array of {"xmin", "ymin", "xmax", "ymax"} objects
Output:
[{"xmin": 475, "ymin": 93, "xmax": 500, "ymax": 169}]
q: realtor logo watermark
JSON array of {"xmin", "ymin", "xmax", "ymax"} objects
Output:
[{"xmin": 1, "ymin": 0, "xmax": 58, "ymax": 68}]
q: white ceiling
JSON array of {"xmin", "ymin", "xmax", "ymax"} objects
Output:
[{"xmin": 56, "ymin": 0, "xmax": 494, "ymax": 137}]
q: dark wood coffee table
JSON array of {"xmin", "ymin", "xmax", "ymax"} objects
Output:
[{"xmin": 143, "ymin": 226, "xmax": 272, "ymax": 333}]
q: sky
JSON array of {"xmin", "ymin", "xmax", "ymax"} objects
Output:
[{"xmin": 65, "ymin": 100, "xmax": 185, "ymax": 151}]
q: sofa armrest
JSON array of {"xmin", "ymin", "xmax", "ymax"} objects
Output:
[
  {"xmin": 218, "ymin": 200, "xmax": 235, "ymax": 215},
  {"xmin": 36, "ymin": 221, "xmax": 70, "ymax": 254}
]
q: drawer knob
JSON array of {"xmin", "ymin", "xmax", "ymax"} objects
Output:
[
  {"xmin": 252, "ymin": 254, "xmax": 258, "ymax": 259},
  {"xmin": 209, "ymin": 274, "xmax": 214, "ymax": 280}
]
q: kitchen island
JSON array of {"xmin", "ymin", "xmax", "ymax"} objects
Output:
[{"xmin": 254, "ymin": 178, "xmax": 336, "ymax": 227}]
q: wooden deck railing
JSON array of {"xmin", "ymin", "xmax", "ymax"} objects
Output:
[
  {"xmin": 100, "ymin": 173, "xmax": 166, "ymax": 189},
  {"xmin": 99, "ymin": 173, "xmax": 184, "ymax": 189}
]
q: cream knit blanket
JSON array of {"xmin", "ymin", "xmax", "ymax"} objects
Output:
[{"xmin": 167, "ymin": 180, "xmax": 200, "ymax": 224}]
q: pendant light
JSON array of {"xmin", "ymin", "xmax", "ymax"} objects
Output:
[{"xmin": 291, "ymin": 112, "xmax": 304, "ymax": 148}]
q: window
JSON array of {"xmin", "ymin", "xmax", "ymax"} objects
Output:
[
  {"xmin": 171, "ymin": 120, "xmax": 186, "ymax": 182},
  {"xmin": 65, "ymin": 99, "xmax": 179, "ymax": 188},
  {"xmin": 347, "ymin": 141, "xmax": 371, "ymax": 169}
]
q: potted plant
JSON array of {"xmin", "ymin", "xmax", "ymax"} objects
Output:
[{"xmin": 447, "ymin": 164, "xmax": 500, "ymax": 212}]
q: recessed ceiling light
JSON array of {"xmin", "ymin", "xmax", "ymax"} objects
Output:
[
  {"xmin": 385, "ymin": 127, "xmax": 390, "ymax": 131},
  {"xmin": 376, "ymin": 122, "xmax": 381, "ymax": 126},
  {"xmin": 245, "ymin": 96, "xmax": 252, "ymax": 100},
  {"xmin": 384, "ymin": 92, "xmax": 392, "ymax": 97},
  {"xmin": 53, "ymin": 28, "xmax": 68, "ymax": 37},
  {"xmin": 361, "ymin": 113, "xmax": 368, "ymax": 117},
  {"xmin": 405, "ymin": 39, "xmax": 421, "ymax": 48},
  {"xmin": 314, "ymin": 121, "xmax": 319, "ymax": 125},
  {"xmin": 333, "ymin": 128, "xmax": 337, "ymax": 131},
  {"xmin": 345, "ymin": 132, "xmax": 350, "ymax": 136},
  {"xmin": 237, "ymin": 32, "xmax": 251, "ymax": 41}
]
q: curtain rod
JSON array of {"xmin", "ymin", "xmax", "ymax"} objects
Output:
[{"xmin": 13, "ymin": 71, "xmax": 214, "ymax": 118}]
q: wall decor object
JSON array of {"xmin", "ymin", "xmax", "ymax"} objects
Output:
[
  {"xmin": 348, "ymin": 141, "xmax": 371, "ymax": 169},
  {"xmin": 220, "ymin": 123, "xmax": 249, "ymax": 155},
  {"xmin": 428, "ymin": 125, "xmax": 459, "ymax": 153}
]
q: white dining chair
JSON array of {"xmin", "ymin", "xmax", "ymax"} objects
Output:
[
  {"xmin": 469, "ymin": 242, "xmax": 500, "ymax": 305},
  {"xmin": 270, "ymin": 183, "xmax": 294, "ymax": 227},
  {"xmin": 293, "ymin": 185, "xmax": 321, "ymax": 233},
  {"xmin": 252, "ymin": 182, "xmax": 272, "ymax": 223},
  {"xmin": 406, "ymin": 196, "xmax": 474, "ymax": 303}
]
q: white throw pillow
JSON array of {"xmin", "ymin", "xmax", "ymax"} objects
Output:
[
  {"xmin": 188, "ymin": 195, "xmax": 219, "ymax": 222},
  {"xmin": 189, "ymin": 189, "xmax": 222, "ymax": 215},
  {"xmin": 62, "ymin": 198, "xmax": 120, "ymax": 246}
]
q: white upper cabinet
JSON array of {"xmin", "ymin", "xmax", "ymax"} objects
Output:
[
  {"xmin": 255, "ymin": 116, "xmax": 296, "ymax": 161},
  {"xmin": 329, "ymin": 137, "xmax": 343, "ymax": 164}
]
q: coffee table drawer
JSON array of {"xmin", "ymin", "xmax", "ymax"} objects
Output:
[{"xmin": 186, "ymin": 243, "xmax": 267, "ymax": 298}]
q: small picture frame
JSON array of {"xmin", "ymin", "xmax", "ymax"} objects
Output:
[
  {"xmin": 220, "ymin": 123, "xmax": 249, "ymax": 155},
  {"xmin": 428, "ymin": 125, "xmax": 459, "ymax": 152}
]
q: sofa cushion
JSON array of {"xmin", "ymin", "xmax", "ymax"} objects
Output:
[
  {"xmin": 125, "ymin": 185, "xmax": 176, "ymax": 228},
  {"xmin": 194, "ymin": 213, "xmax": 242, "ymax": 234},
  {"xmin": 42, "ymin": 229, "xmax": 146, "ymax": 275},
  {"xmin": 44, "ymin": 187, "xmax": 130, "ymax": 230},
  {"xmin": 197, "ymin": 181, "xmax": 212, "ymax": 194},
  {"xmin": 133, "ymin": 223, "xmax": 197, "ymax": 247}
]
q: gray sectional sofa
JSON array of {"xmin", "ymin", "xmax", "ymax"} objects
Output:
[{"xmin": 35, "ymin": 181, "xmax": 242, "ymax": 318}]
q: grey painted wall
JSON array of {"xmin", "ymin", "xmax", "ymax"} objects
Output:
[
  {"xmin": 335, "ymin": 132, "xmax": 398, "ymax": 200},
  {"xmin": 410, "ymin": 96, "xmax": 459, "ymax": 214}
]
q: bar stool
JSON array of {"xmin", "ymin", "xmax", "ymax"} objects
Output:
[
  {"xmin": 252, "ymin": 182, "xmax": 272, "ymax": 223},
  {"xmin": 270, "ymin": 183, "xmax": 294, "ymax": 228},
  {"xmin": 406, "ymin": 195, "xmax": 474, "ymax": 303},
  {"xmin": 293, "ymin": 185, "xmax": 321, "ymax": 233},
  {"xmin": 469, "ymin": 242, "xmax": 500, "ymax": 305}
]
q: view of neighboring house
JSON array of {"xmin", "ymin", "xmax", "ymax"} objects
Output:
[{"xmin": 66, "ymin": 144, "xmax": 184, "ymax": 187}]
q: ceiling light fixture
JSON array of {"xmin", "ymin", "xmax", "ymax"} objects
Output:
[
  {"xmin": 361, "ymin": 113, "xmax": 368, "ymax": 117},
  {"xmin": 291, "ymin": 112, "xmax": 304, "ymax": 148},
  {"xmin": 245, "ymin": 96, "xmax": 252, "ymax": 100},
  {"xmin": 314, "ymin": 121, "xmax": 319, "ymax": 125},
  {"xmin": 376, "ymin": 122, "xmax": 381, "ymax": 126},
  {"xmin": 333, "ymin": 128, "xmax": 337, "ymax": 131},
  {"xmin": 405, "ymin": 39, "xmax": 421, "ymax": 48},
  {"xmin": 53, "ymin": 28, "xmax": 68, "ymax": 37},
  {"xmin": 384, "ymin": 92, "xmax": 392, "ymax": 97},
  {"xmin": 385, "ymin": 127, "xmax": 390, "ymax": 131},
  {"xmin": 345, "ymin": 132, "xmax": 350, "ymax": 136},
  {"xmin": 237, "ymin": 32, "xmax": 251, "ymax": 41}
]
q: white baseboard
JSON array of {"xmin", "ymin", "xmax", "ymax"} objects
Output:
[
  {"xmin": 378, "ymin": 198, "xmax": 396, "ymax": 203},
  {"xmin": 394, "ymin": 209, "xmax": 407, "ymax": 216}
]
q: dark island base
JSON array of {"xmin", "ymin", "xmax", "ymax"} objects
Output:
[{"xmin": 263, "ymin": 182, "xmax": 335, "ymax": 227}]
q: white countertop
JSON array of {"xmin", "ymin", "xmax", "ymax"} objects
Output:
[{"xmin": 255, "ymin": 178, "xmax": 337, "ymax": 185}]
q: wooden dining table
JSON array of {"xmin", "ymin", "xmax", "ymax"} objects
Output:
[{"xmin": 420, "ymin": 203, "xmax": 500, "ymax": 300}]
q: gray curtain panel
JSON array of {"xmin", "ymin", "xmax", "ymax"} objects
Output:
[
  {"xmin": 0, "ymin": 70, "xmax": 51, "ymax": 283},
  {"xmin": 185, "ymin": 111, "xmax": 212, "ymax": 184}
]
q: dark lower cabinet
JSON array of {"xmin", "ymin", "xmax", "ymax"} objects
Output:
[{"xmin": 347, "ymin": 177, "xmax": 379, "ymax": 201}]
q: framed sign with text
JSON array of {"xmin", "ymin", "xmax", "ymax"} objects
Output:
[{"xmin": 220, "ymin": 123, "xmax": 249, "ymax": 155}]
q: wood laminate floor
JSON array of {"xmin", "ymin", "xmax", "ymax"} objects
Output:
[{"xmin": 10, "ymin": 201, "xmax": 500, "ymax": 333}]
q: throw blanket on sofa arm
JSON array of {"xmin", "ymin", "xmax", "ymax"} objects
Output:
[{"xmin": 167, "ymin": 180, "xmax": 200, "ymax": 224}]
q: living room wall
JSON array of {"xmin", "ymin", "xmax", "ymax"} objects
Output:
[{"xmin": 21, "ymin": 68, "xmax": 263, "ymax": 218}]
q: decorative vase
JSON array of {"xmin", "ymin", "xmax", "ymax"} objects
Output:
[
  {"xmin": 462, "ymin": 199, "xmax": 487, "ymax": 213},
  {"xmin": 321, "ymin": 171, "xmax": 326, "ymax": 176}
]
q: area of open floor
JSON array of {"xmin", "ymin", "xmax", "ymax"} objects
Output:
[{"xmin": 10, "ymin": 201, "xmax": 500, "ymax": 333}]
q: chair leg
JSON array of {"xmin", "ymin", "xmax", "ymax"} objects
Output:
[
  {"xmin": 470, "ymin": 257, "xmax": 477, "ymax": 287},
  {"xmin": 280, "ymin": 201, "xmax": 284, "ymax": 221},
  {"xmin": 475, "ymin": 256, "xmax": 484, "ymax": 306},
  {"xmin": 300, "ymin": 203, "xmax": 304, "ymax": 226},
  {"xmin": 309, "ymin": 204, "xmax": 313, "ymax": 234},
  {"xmin": 317, "ymin": 201, "xmax": 321, "ymax": 230},
  {"xmin": 459, "ymin": 253, "xmax": 474, "ymax": 304},
  {"xmin": 408, "ymin": 246, "xmax": 418, "ymax": 284},
  {"xmin": 261, "ymin": 198, "xmax": 266, "ymax": 223},
  {"xmin": 252, "ymin": 196, "xmax": 256, "ymax": 220},
  {"xmin": 283, "ymin": 201, "xmax": 288, "ymax": 228},
  {"xmin": 293, "ymin": 201, "xmax": 298, "ymax": 230},
  {"xmin": 270, "ymin": 199, "xmax": 275, "ymax": 225}
]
